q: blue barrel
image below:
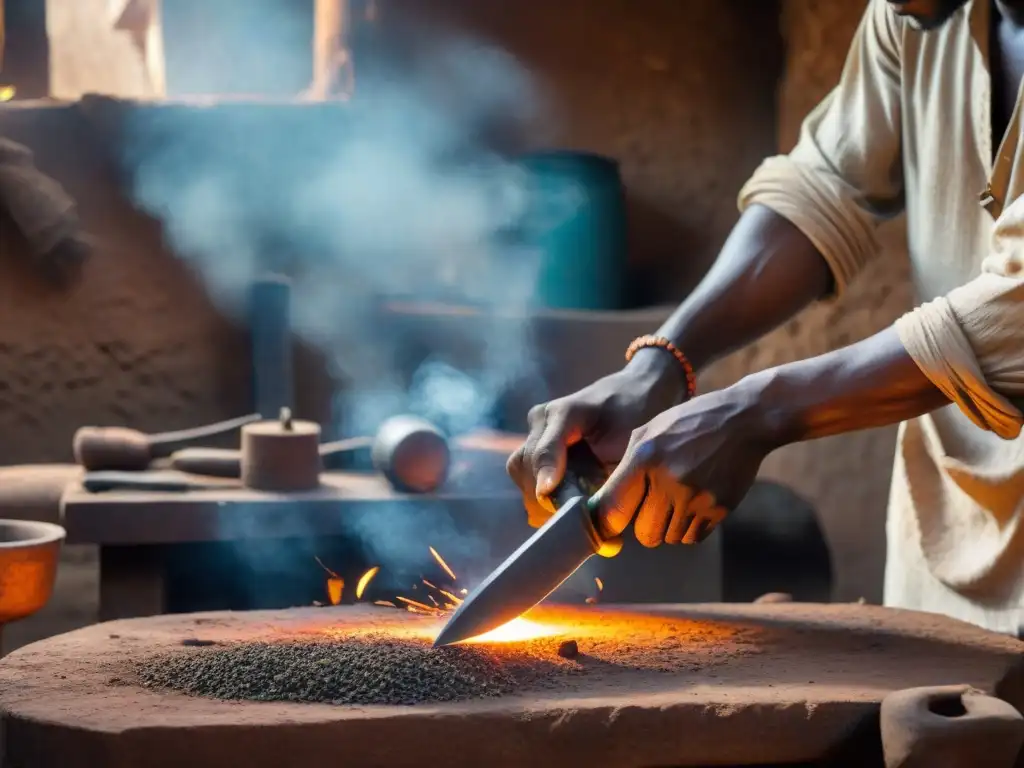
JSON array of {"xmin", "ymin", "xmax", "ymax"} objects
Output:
[{"xmin": 518, "ymin": 151, "xmax": 627, "ymax": 310}]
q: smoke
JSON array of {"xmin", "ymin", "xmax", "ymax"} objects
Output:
[{"xmin": 116, "ymin": 8, "xmax": 558, "ymax": 593}]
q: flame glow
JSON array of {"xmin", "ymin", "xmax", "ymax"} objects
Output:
[
  {"xmin": 315, "ymin": 557, "xmax": 345, "ymax": 605},
  {"xmin": 463, "ymin": 617, "xmax": 561, "ymax": 644},
  {"xmin": 429, "ymin": 547, "xmax": 457, "ymax": 581},
  {"xmin": 0, "ymin": 87, "xmax": 14, "ymax": 102},
  {"xmin": 355, "ymin": 566, "xmax": 380, "ymax": 600},
  {"xmin": 327, "ymin": 577, "xmax": 344, "ymax": 605}
]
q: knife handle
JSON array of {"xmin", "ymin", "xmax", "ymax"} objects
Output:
[{"xmin": 551, "ymin": 441, "xmax": 608, "ymax": 509}]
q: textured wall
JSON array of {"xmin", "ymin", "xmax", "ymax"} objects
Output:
[
  {"xmin": 2, "ymin": 0, "xmax": 908, "ymax": 603},
  {"xmin": 368, "ymin": 0, "xmax": 784, "ymax": 305},
  {"xmin": 701, "ymin": 0, "xmax": 914, "ymax": 603},
  {"xmin": 0, "ymin": 103, "xmax": 251, "ymax": 464}
]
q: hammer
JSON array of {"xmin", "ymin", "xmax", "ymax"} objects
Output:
[{"xmin": 72, "ymin": 414, "xmax": 262, "ymax": 472}]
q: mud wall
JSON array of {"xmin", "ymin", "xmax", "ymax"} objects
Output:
[{"xmin": 0, "ymin": 0, "xmax": 909, "ymax": 601}]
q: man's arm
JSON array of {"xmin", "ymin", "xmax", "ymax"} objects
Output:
[
  {"xmin": 748, "ymin": 326, "xmax": 949, "ymax": 445},
  {"xmin": 633, "ymin": 0, "xmax": 905, "ymax": 386}
]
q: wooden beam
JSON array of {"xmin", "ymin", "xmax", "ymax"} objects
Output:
[
  {"xmin": 1, "ymin": 0, "xmax": 50, "ymax": 99},
  {"xmin": 309, "ymin": 0, "xmax": 351, "ymax": 100}
]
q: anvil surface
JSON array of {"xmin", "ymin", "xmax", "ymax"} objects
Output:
[{"xmin": 1, "ymin": 602, "xmax": 1022, "ymax": 768}]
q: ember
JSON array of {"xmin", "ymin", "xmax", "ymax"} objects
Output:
[
  {"xmin": 0, "ymin": 87, "xmax": 14, "ymax": 102},
  {"xmin": 315, "ymin": 557, "xmax": 344, "ymax": 605},
  {"xmin": 355, "ymin": 566, "xmax": 379, "ymax": 600},
  {"xmin": 429, "ymin": 546, "xmax": 457, "ymax": 581}
]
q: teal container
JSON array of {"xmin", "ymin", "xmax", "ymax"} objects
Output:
[{"xmin": 518, "ymin": 151, "xmax": 627, "ymax": 310}]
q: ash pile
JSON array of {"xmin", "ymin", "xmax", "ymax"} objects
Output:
[{"xmin": 136, "ymin": 634, "xmax": 578, "ymax": 706}]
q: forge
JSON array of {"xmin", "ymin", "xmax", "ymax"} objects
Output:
[{"xmin": 2, "ymin": 602, "xmax": 1022, "ymax": 768}]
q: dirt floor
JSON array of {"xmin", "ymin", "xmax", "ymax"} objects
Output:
[{"xmin": 3, "ymin": 546, "xmax": 99, "ymax": 655}]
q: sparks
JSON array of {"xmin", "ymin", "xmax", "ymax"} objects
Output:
[
  {"xmin": 315, "ymin": 557, "xmax": 344, "ymax": 605},
  {"xmin": 438, "ymin": 589, "xmax": 463, "ymax": 605},
  {"xmin": 373, "ymin": 600, "xmax": 397, "ymax": 608},
  {"xmin": 396, "ymin": 596, "xmax": 437, "ymax": 613},
  {"xmin": 595, "ymin": 577, "xmax": 604, "ymax": 592},
  {"xmin": 0, "ymin": 87, "xmax": 14, "ymax": 102},
  {"xmin": 429, "ymin": 547, "xmax": 457, "ymax": 581},
  {"xmin": 460, "ymin": 588, "xmax": 468, "ymax": 595},
  {"xmin": 422, "ymin": 579, "xmax": 438, "ymax": 590},
  {"xmin": 355, "ymin": 566, "xmax": 380, "ymax": 600},
  {"xmin": 464, "ymin": 618, "xmax": 561, "ymax": 644},
  {"xmin": 327, "ymin": 577, "xmax": 344, "ymax": 606}
]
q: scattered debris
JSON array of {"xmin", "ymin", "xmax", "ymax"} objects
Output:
[
  {"xmin": 137, "ymin": 636, "xmax": 574, "ymax": 706},
  {"xmin": 754, "ymin": 593, "xmax": 793, "ymax": 604},
  {"xmin": 557, "ymin": 640, "xmax": 579, "ymax": 659}
]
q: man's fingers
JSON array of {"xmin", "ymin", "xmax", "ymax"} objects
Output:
[
  {"xmin": 592, "ymin": 438, "xmax": 650, "ymax": 538},
  {"xmin": 531, "ymin": 408, "xmax": 575, "ymax": 497},
  {"xmin": 679, "ymin": 490, "xmax": 715, "ymax": 544},
  {"xmin": 664, "ymin": 485, "xmax": 695, "ymax": 545},
  {"xmin": 634, "ymin": 471, "xmax": 674, "ymax": 548},
  {"xmin": 507, "ymin": 444, "xmax": 555, "ymax": 528}
]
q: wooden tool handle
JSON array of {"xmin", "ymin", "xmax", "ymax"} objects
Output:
[
  {"xmin": 170, "ymin": 447, "xmax": 243, "ymax": 478},
  {"xmin": 73, "ymin": 427, "xmax": 152, "ymax": 471},
  {"xmin": 551, "ymin": 441, "xmax": 608, "ymax": 510}
]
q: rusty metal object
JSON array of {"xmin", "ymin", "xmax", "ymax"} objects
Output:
[
  {"xmin": 240, "ymin": 409, "xmax": 322, "ymax": 492},
  {"xmin": 73, "ymin": 414, "xmax": 262, "ymax": 472},
  {"xmin": 881, "ymin": 685, "xmax": 1024, "ymax": 767},
  {"xmin": 370, "ymin": 415, "xmax": 450, "ymax": 494},
  {"xmin": 0, "ymin": 520, "xmax": 65, "ymax": 652}
]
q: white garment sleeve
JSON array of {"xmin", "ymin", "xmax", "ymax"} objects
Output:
[
  {"xmin": 896, "ymin": 196, "xmax": 1024, "ymax": 440},
  {"xmin": 739, "ymin": 0, "xmax": 905, "ymax": 295}
]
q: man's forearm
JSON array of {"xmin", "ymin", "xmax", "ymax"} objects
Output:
[
  {"xmin": 746, "ymin": 326, "xmax": 950, "ymax": 445},
  {"xmin": 627, "ymin": 204, "xmax": 834, "ymax": 390}
]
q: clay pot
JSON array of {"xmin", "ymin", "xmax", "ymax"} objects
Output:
[{"xmin": 881, "ymin": 685, "xmax": 1024, "ymax": 768}]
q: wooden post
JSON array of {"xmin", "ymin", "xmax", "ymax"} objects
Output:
[
  {"xmin": 310, "ymin": 0, "xmax": 351, "ymax": 100},
  {"xmin": 1, "ymin": 0, "xmax": 50, "ymax": 99},
  {"xmin": 109, "ymin": 0, "xmax": 166, "ymax": 96}
]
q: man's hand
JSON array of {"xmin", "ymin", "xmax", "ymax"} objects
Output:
[
  {"xmin": 506, "ymin": 349, "xmax": 685, "ymax": 529},
  {"xmin": 590, "ymin": 382, "xmax": 779, "ymax": 547}
]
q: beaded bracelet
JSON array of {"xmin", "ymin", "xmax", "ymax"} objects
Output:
[{"xmin": 624, "ymin": 335, "xmax": 697, "ymax": 401}]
